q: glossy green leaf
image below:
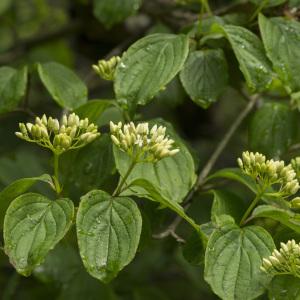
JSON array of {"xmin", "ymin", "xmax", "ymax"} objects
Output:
[
  {"xmin": 61, "ymin": 134, "xmax": 115, "ymax": 198},
  {"xmin": 35, "ymin": 243, "xmax": 119, "ymax": 300},
  {"xmin": 114, "ymin": 120, "xmax": 196, "ymax": 204},
  {"xmin": 182, "ymin": 231, "xmax": 204, "ymax": 265},
  {"xmin": 216, "ymin": 24, "xmax": 273, "ymax": 91},
  {"xmin": 4, "ymin": 193, "xmax": 74, "ymax": 276},
  {"xmin": 205, "ymin": 224, "xmax": 275, "ymax": 300},
  {"xmin": 0, "ymin": 174, "xmax": 52, "ymax": 228},
  {"xmin": 128, "ymin": 178, "xmax": 201, "ymax": 234},
  {"xmin": 76, "ymin": 190, "xmax": 142, "ymax": 283},
  {"xmin": 74, "ymin": 99, "xmax": 116, "ymax": 125},
  {"xmin": 259, "ymin": 14, "xmax": 300, "ymax": 94},
  {"xmin": 207, "ymin": 168, "xmax": 258, "ymax": 194},
  {"xmin": 0, "ymin": 66, "xmax": 28, "ymax": 114},
  {"xmin": 211, "ymin": 190, "xmax": 246, "ymax": 223},
  {"xmin": 179, "ymin": 49, "xmax": 228, "ymax": 108},
  {"xmin": 250, "ymin": 0, "xmax": 286, "ymax": 7},
  {"xmin": 268, "ymin": 275, "xmax": 300, "ymax": 300},
  {"xmin": 37, "ymin": 62, "xmax": 87, "ymax": 110},
  {"xmin": 252, "ymin": 205, "xmax": 300, "ymax": 233},
  {"xmin": 93, "ymin": 0, "xmax": 142, "ymax": 28},
  {"xmin": 114, "ymin": 34, "xmax": 189, "ymax": 109},
  {"xmin": 249, "ymin": 102, "xmax": 297, "ymax": 157}
]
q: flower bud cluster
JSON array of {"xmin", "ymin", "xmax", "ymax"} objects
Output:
[
  {"xmin": 15, "ymin": 113, "xmax": 100, "ymax": 154},
  {"xmin": 237, "ymin": 151, "xmax": 300, "ymax": 198},
  {"xmin": 110, "ymin": 121, "xmax": 180, "ymax": 163},
  {"xmin": 92, "ymin": 56, "xmax": 121, "ymax": 81},
  {"xmin": 261, "ymin": 239, "xmax": 300, "ymax": 278}
]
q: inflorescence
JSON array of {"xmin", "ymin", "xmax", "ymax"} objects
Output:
[
  {"xmin": 237, "ymin": 151, "xmax": 300, "ymax": 199},
  {"xmin": 92, "ymin": 56, "xmax": 121, "ymax": 81},
  {"xmin": 110, "ymin": 121, "xmax": 180, "ymax": 163},
  {"xmin": 261, "ymin": 240, "xmax": 300, "ymax": 278},
  {"xmin": 16, "ymin": 113, "xmax": 100, "ymax": 154}
]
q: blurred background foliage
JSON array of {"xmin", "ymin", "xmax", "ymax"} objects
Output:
[{"xmin": 1, "ymin": 0, "xmax": 300, "ymax": 299}]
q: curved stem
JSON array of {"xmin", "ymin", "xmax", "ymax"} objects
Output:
[
  {"xmin": 239, "ymin": 188, "xmax": 265, "ymax": 226},
  {"xmin": 53, "ymin": 153, "xmax": 62, "ymax": 195},
  {"xmin": 113, "ymin": 160, "xmax": 136, "ymax": 197}
]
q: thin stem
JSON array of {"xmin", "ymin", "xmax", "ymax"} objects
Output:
[
  {"xmin": 113, "ymin": 160, "xmax": 136, "ymax": 197},
  {"xmin": 200, "ymin": 0, "xmax": 212, "ymax": 15},
  {"xmin": 239, "ymin": 187, "xmax": 265, "ymax": 226},
  {"xmin": 153, "ymin": 93, "xmax": 259, "ymax": 241},
  {"xmin": 250, "ymin": 0, "xmax": 268, "ymax": 22},
  {"xmin": 53, "ymin": 153, "xmax": 62, "ymax": 195}
]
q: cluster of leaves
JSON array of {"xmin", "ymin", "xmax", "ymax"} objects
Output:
[{"xmin": 2, "ymin": 0, "xmax": 300, "ymax": 300}]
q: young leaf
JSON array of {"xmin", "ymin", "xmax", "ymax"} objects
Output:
[
  {"xmin": 0, "ymin": 174, "xmax": 52, "ymax": 228},
  {"xmin": 61, "ymin": 134, "xmax": 115, "ymax": 197},
  {"xmin": 76, "ymin": 190, "xmax": 142, "ymax": 283},
  {"xmin": 205, "ymin": 224, "xmax": 275, "ymax": 300},
  {"xmin": 179, "ymin": 49, "xmax": 228, "ymax": 109},
  {"xmin": 114, "ymin": 34, "xmax": 189, "ymax": 109},
  {"xmin": 249, "ymin": 102, "xmax": 297, "ymax": 158},
  {"xmin": 268, "ymin": 275, "xmax": 300, "ymax": 300},
  {"xmin": 4, "ymin": 193, "xmax": 74, "ymax": 276},
  {"xmin": 0, "ymin": 66, "xmax": 28, "ymax": 114},
  {"xmin": 211, "ymin": 190, "xmax": 246, "ymax": 223},
  {"xmin": 114, "ymin": 119, "xmax": 196, "ymax": 204},
  {"xmin": 259, "ymin": 14, "xmax": 300, "ymax": 94},
  {"xmin": 37, "ymin": 62, "xmax": 87, "ymax": 110},
  {"xmin": 252, "ymin": 205, "xmax": 300, "ymax": 234},
  {"xmin": 215, "ymin": 24, "xmax": 273, "ymax": 91},
  {"xmin": 93, "ymin": 0, "xmax": 142, "ymax": 28}
]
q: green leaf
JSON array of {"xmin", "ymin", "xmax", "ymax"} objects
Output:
[
  {"xmin": 211, "ymin": 190, "xmax": 247, "ymax": 223},
  {"xmin": 207, "ymin": 168, "xmax": 258, "ymax": 194},
  {"xmin": 74, "ymin": 99, "xmax": 116, "ymax": 125},
  {"xmin": 114, "ymin": 119, "xmax": 196, "ymax": 204},
  {"xmin": 259, "ymin": 14, "xmax": 300, "ymax": 94},
  {"xmin": 114, "ymin": 34, "xmax": 189, "ymax": 109},
  {"xmin": 216, "ymin": 24, "xmax": 273, "ymax": 91},
  {"xmin": 0, "ymin": 66, "xmax": 28, "ymax": 114},
  {"xmin": 182, "ymin": 231, "xmax": 204, "ymax": 265},
  {"xmin": 61, "ymin": 134, "xmax": 115, "ymax": 198},
  {"xmin": 268, "ymin": 275, "xmax": 300, "ymax": 300},
  {"xmin": 250, "ymin": 0, "xmax": 286, "ymax": 7},
  {"xmin": 0, "ymin": 0, "xmax": 12, "ymax": 15},
  {"xmin": 0, "ymin": 174, "xmax": 52, "ymax": 229},
  {"xmin": 76, "ymin": 190, "xmax": 142, "ymax": 283},
  {"xmin": 93, "ymin": 0, "xmax": 142, "ymax": 28},
  {"xmin": 34, "ymin": 243, "xmax": 119, "ymax": 300},
  {"xmin": 252, "ymin": 205, "xmax": 300, "ymax": 234},
  {"xmin": 205, "ymin": 224, "xmax": 275, "ymax": 300},
  {"xmin": 249, "ymin": 102, "xmax": 297, "ymax": 157},
  {"xmin": 179, "ymin": 49, "xmax": 228, "ymax": 108},
  {"xmin": 4, "ymin": 193, "xmax": 74, "ymax": 276},
  {"xmin": 37, "ymin": 62, "xmax": 87, "ymax": 110},
  {"xmin": 128, "ymin": 178, "xmax": 201, "ymax": 234}
]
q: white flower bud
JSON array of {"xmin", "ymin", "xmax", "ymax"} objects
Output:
[{"xmin": 111, "ymin": 135, "xmax": 120, "ymax": 146}]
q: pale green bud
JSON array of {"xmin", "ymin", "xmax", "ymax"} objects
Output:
[
  {"xmin": 41, "ymin": 114, "xmax": 47, "ymax": 126},
  {"xmin": 60, "ymin": 135, "xmax": 72, "ymax": 149},
  {"xmin": 19, "ymin": 123, "xmax": 27, "ymax": 135},
  {"xmin": 111, "ymin": 135, "xmax": 120, "ymax": 146},
  {"xmin": 26, "ymin": 122, "xmax": 33, "ymax": 132},
  {"xmin": 62, "ymin": 115, "xmax": 68, "ymax": 126},
  {"xmin": 292, "ymin": 197, "xmax": 300, "ymax": 209}
]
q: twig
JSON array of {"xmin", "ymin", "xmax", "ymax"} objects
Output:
[{"xmin": 153, "ymin": 93, "xmax": 259, "ymax": 241}]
